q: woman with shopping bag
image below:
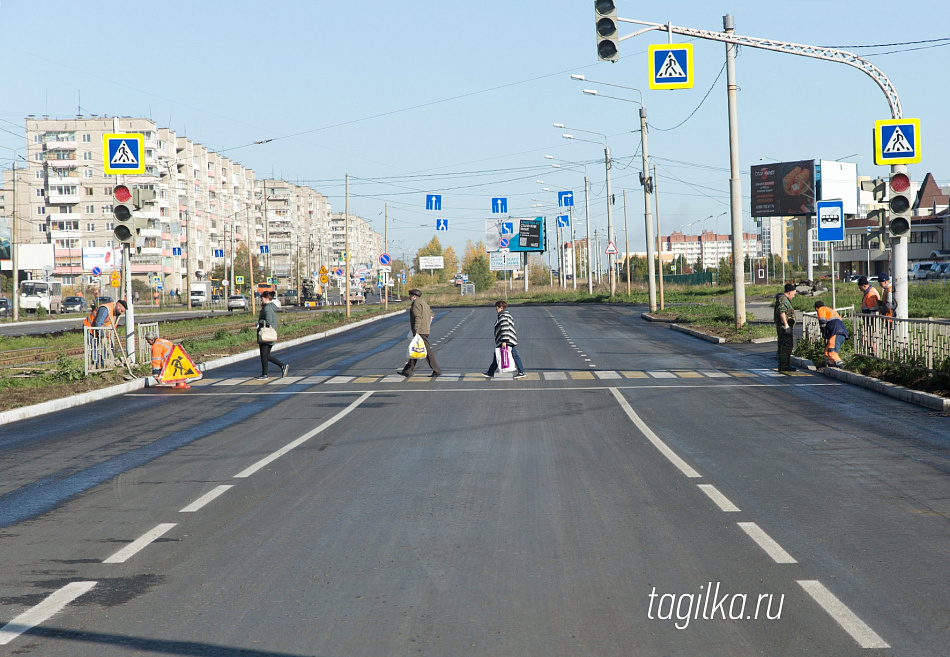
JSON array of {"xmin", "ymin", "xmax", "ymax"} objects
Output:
[
  {"xmin": 482, "ymin": 300, "xmax": 526, "ymax": 379},
  {"xmin": 255, "ymin": 290, "xmax": 289, "ymax": 380}
]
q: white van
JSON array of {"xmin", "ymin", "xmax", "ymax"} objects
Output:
[{"xmin": 190, "ymin": 289, "xmax": 207, "ymax": 306}]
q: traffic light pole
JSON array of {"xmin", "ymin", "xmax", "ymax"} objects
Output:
[
  {"xmin": 892, "ymin": 164, "xmax": 908, "ymax": 318},
  {"xmin": 615, "ymin": 14, "xmax": 906, "ymax": 325}
]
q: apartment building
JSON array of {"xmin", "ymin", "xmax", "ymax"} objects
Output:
[
  {"xmin": 329, "ymin": 212, "xmax": 384, "ymax": 270},
  {"xmin": 660, "ymin": 230, "xmax": 761, "ymax": 270},
  {"xmin": 0, "ymin": 115, "xmax": 383, "ymax": 294}
]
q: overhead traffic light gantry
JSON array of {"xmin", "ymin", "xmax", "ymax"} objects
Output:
[{"xmin": 594, "ymin": 0, "xmax": 619, "ymax": 62}]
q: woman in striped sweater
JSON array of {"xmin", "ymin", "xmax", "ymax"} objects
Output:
[{"xmin": 482, "ymin": 300, "xmax": 526, "ymax": 378}]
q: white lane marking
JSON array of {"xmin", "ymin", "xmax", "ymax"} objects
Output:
[
  {"xmin": 234, "ymin": 391, "xmax": 373, "ymax": 478},
  {"xmin": 609, "ymin": 388, "xmax": 701, "ymax": 478},
  {"xmin": 543, "ymin": 372, "xmax": 567, "ymax": 380},
  {"xmin": 698, "ymin": 484, "xmax": 740, "ymax": 512},
  {"xmin": 179, "ymin": 485, "xmax": 233, "ymax": 513},
  {"xmin": 325, "ymin": 376, "xmax": 354, "ymax": 384},
  {"xmin": 648, "ymin": 371, "xmax": 677, "ymax": 378},
  {"xmin": 103, "ymin": 523, "xmax": 177, "ymax": 564},
  {"xmin": 798, "ymin": 580, "xmax": 889, "ymax": 649},
  {"xmin": 737, "ymin": 522, "xmax": 797, "ymax": 564},
  {"xmin": 700, "ymin": 370, "xmax": 730, "ymax": 378},
  {"xmin": 595, "ymin": 371, "xmax": 622, "ymax": 379},
  {"xmin": 0, "ymin": 581, "xmax": 97, "ymax": 646}
]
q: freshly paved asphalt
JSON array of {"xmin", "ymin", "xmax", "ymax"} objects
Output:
[{"xmin": 0, "ymin": 304, "xmax": 947, "ymax": 656}]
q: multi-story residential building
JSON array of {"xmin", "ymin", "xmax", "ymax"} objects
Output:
[
  {"xmin": 0, "ymin": 115, "xmax": 383, "ymax": 295},
  {"xmin": 660, "ymin": 230, "xmax": 761, "ymax": 271},
  {"xmin": 329, "ymin": 212, "xmax": 383, "ymax": 272}
]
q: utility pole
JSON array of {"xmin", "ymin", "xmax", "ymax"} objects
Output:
[
  {"xmin": 605, "ymin": 145, "xmax": 616, "ymax": 297},
  {"xmin": 247, "ymin": 201, "xmax": 256, "ymax": 316},
  {"xmin": 11, "ymin": 157, "xmax": 19, "ymax": 321},
  {"xmin": 723, "ymin": 15, "xmax": 747, "ymax": 327},
  {"xmin": 384, "ymin": 202, "xmax": 388, "ymax": 311},
  {"xmin": 584, "ymin": 175, "xmax": 593, "ymax": 294},
  {"xmin": 639, "ymin": 107, "xmax": 656, "ymax": 312},
  {"xmin": 623, "ymin": 190, "xmax": 631, "ymax": 295},
  {"xmin": 654, "ymin": 164, "xmax": 665, "ymax": 310},
  {"xmin": 344, "ymin": 174, "xmax": 350, "ymax": 318}
]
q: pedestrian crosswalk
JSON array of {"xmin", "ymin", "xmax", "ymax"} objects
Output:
[{"xmin": 190, "ymin": 368, "xmax": 813, "ymax": 387}]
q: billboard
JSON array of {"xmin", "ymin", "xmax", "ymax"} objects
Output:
[
  {"xmin": 81, "ymin": 247, "xmax": 122, "ymax": 272},
  {"xmin": 0, "ymin": 243, "xmax": 55, "ymax": 271},
  {"xmin": 418, "ymin": 256, "xmax": 444, "ymax": 270},
  {"xmin": 818, "ymin": 160, "xmax": 858, "ymax": 215},
  {"xmin": 485, "ymin": 218, "xmax": 545, "ymax": 252},
  {"xmin": 750, "ymin": 160, "xmax": 816, "ymax": 217}
]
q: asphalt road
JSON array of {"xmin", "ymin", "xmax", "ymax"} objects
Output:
[{"xmin": 1, "ymin": 305, "xmax": 947, "ymax": 656}]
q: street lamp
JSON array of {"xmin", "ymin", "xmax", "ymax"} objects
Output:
[
  {"xmin": 545, "ymin": 155, "xmax": 593, "ymax": 292},
  {"xmin": 560, "ymin": 127, "xmax": 617, "ymax": 297}
]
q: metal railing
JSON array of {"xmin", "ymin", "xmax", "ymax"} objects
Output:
[
  {"xmin": 852, "ymin": 314, "xmax": 950, "ymax": 372},
  {"xmin": 84, "ymin": 326, "xmax": 119, "ymax": 375},
  {"xmin": 801, "ymin": 306, "xmax": 854, "ymax": 342},
  {"xmin": 137, "ymin": 322, "xmax": 159, "ymax": 364}
]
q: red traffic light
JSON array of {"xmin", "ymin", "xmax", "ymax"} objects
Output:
[
  {"xmin": 113, "ymin": 184, "xmax": 132, "ymax": 203},
  {"xmin": 889, "ymin": 172, "xmax": 910, "ymax": 193}
]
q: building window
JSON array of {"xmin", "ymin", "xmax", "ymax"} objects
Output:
[
  {"xmin": 58, "ymin": 205, "xmax": 73, "ymax": 214},
  {"xmin": 86, "ymin": 240, "xmax": 96, "ymax": 247},
  {"xmin": 105, "ymin": 222, "xmax": 114, "ymax": 231},
  {"xmin": 82, "ymin": 134, "xmax": 91, "ymax": 143},
  {"xmin": 104, "ymin": 186, "xmax": 112, "ymax": 194},
  {"xmin": 83, "ymin": 152, "xmax": 92, "ymax": 161},
  {"xmin": 106, "ymin": 240, "xmax": 113, "ymax": 248},
  {"xmin": 103, "ymin": 205, "xmax": 113, "ymax": 215},
  {"xmin": 52, "ymin": 220, "xmax": 79, "ymax": 230},
  {"xmin": 83, "ymin": 169, "xmax": 93, "ymax": 178},
  {"xmin": 85, "ymin": 205, "xmax": 95, "ymax": 214},
  {"xmin": 35, "ymin": 171, "xmax": 43, "ymax": 180},
  {"xmin": 86, "ymin": 223, "xmax": 96, "ymax": 232},
  {"xmin": 33, "ymin": 134, "xmax": 41, "ymax": 144},
  {"xmin": 38, "ymin": 224, "xmax": 47, "ymax": 232},
  {"xmin": 36, "ymin": 188, "xmax": 45, "ymax": 197},
  {"xmin": 911, "ymin": 231, "xmax": 938, "ymax": 244},
  {"xmin": 37, "ymin": 206, "xmax": 46, "ymax": 215}
]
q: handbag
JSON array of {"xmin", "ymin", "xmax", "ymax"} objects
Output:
[
  {"xmin": 495, "ymin": 346, "xmax": 517, "ymax": 373},
  {"xmin": 408, "ymin": 334, "xmax": 427, "ymax": 359},
  {"xmin": 258, "ymin": 326, "xmax": 278, "ymax": 343}
]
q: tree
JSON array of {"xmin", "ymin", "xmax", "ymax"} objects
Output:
[
  {"xmin": 415, "ymin": 236, "xmax": 451, "ymax": 284},
  {"xmin": 443, "ymin": 245, "xmax": 459, "ymax": 279},
  {"xmin": 528, "ymin": 253, "xmax": 551, "ymax": 286},
  {"xmin": 462, "ymin": 240, "xmax": 496, "ymax": 291},
  {"xmin": 210, "ymin": 242, "xmax": 268, "ymax": 296}
]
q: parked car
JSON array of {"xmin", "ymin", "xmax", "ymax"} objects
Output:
[
  {"xmin": 279, "ymin": 290, "xmax": 298, "ymax": 306},
  {"xmin": 925, "ymin": 262, "xmax": 950, "ymax": 279},
  {"xmin": 61, "ymin": 296, "xmax": 89, "ymax": 313},
  {"xmin": 0, "ymin": 297, "xmax": 10, "ymax": 317},
  {"xmin": 95, "ymin": 295, "xmax": 113, "ymax": 306},
  {"xmin": 909, "ymin": 262, "xmax": 935, "ymax": 280},
  {"xmin": 453, "ymin": 274, "xmax": 465, "ymax": 286},
  {"xmin": 227, "ymin": 294, "xmax": 248, "ymax": 311}
]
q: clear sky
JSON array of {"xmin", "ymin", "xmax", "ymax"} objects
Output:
[{"xmin": 1, "ymin": 0, "xmax": 948, "ymax": 260}]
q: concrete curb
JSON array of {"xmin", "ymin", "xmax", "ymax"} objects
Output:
[
  {"xmin": 0, "ymin": 309, "xmax": 405, "ymax": 427},
  {"xmin": 670, "ymin": 323, "xmax": 724, "ymax": 344},
  {"xmin": 640, "ymin": 313, "xmax": 677, "ymax": 323},
  {"xmin": 821, "ymin": 366, "xmax": 950, "ymax": 412},
  {"xmin": 792, "ymin": 355, "xmax": 818, "ymax": 371}
]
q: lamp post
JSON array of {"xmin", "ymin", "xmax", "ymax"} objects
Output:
[
  {"xmin": 569, "ymin": 77, "xmax": 655, "ymax": 307},
  {"xmin": 557, "ymin": 125, "xmax": 618, "ymax": 297},
  {"xmin": 546, "ymin": 156, "xmax": 593, "ymax": 294}
]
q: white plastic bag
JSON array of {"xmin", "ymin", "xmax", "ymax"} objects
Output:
[
  {"xmin": 495, "ymin": 346, "xmax": 517, "ymax": 373},
  {"xmin": 408, "ymin": 334, "xmax": 427, "ymax": 359}
]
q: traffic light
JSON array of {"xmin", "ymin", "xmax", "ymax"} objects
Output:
[
  {"xmin": 112, "ymin": 184, "xmax": 134, "ymax": 244},
  {"xmin": 594, "ymin": 0, "xmax": 619, "ymax": 62},
  {"xmin": 887, "ymin": 171, "xmax": 912, "ymax": 237}
]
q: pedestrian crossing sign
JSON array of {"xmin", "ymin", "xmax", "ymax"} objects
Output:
[
  {"xmin": 648, "ymin": 44, "xmax": 694, "ymax": 90},
  {"xmin": 873, "ymin": 118, "xmax": 921, "ymax": 165},
  {"xmin": 157, "ymin": 344, "xmax": 203, "ymax": 385},
  {"xmin": 103, "ymin": 133, "xmax": 145, "ymax": 174}
]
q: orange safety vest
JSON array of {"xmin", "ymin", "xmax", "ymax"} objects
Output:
[
  {"xmin": 879, "ymin": 282, "xmax": 894, "ymax": 317},
  {"xmin": 816, "ymin": 306, "xmax": 842, "ymax": 322},
  {"xmin": 150, "ymin": 338, "xmax": 174, "ymax": 372},
  {"xmin": 861, "ymin": 286, "xmax": 881, "ymax": 314},
  {"xmin": 83, "ymin": 302, "xmax": 119, "ymax": 329}
]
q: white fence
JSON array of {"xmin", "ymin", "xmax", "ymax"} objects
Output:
[
  {"xmin": 852, "ymin": 314, "xmax": 950, "ymax": 372},
  {"xmin": 84, "ymin": 326, "xmax": 120, "ymax": 375},
  {"xmin": 801, "ymin": 306, "xmax": 854, "ymax": 343}
]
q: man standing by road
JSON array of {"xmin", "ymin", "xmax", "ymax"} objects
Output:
[
  {"xmin": 878, "ymin": 272, "xmax": 895, "ymax": 317},
  {"xmin": 398, "ymin": 289, "xmax": 441, "ymax": 378},
  {"xmin": 774, "ymin": 283, "xmax": 797, "ymax": 372},
  {"xmin": 858, "ymin": 276, "xmax": 881, "ymax": 314}
]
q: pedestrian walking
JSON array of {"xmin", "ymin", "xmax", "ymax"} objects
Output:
[
  {"xmin": 397, "ymin": 288, "xmax": 441, "ymax": 377},
  {"xmin": 256, "ymin": 289, "xmax": 288, "ymax": 380},
  {"xmin": 482, "ymin": 300, "xmax": 526, "ymax": 379},
  {"xmin": 774, "ymin": 283, "xmax": 797, "ymax": 371},
  {"xmin": 814, "ymin": 301, "xmax": 847, "ymax": 367}
]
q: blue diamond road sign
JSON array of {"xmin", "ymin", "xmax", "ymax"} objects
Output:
[
  {"xmin": 492, "ymin": 197, "xmax": 508, "ymax": 214},
  {"xmin": 558, "ymin": 191, "xmax": 574, "ymax": 207}
]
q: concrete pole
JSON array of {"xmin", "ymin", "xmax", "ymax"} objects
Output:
[
  {"xmin": 605, "ymin": 145, "xmax": 616, "ymax": 297},
  {"xmin": 570, "ymin": 204, "xmax": 577, "ymax": 290},
  {"xmin": 11, "ymin": 157, "xmax": 19, "ymax": 321},
  {"xmin": 654, "ymin": 164, "xmax": 665, "ymax": 310},
  {"xmin": 806, "ymin": 215, "xmax": 815, "ymax": 281},
  {"xmin": 585, "ymin": 175, "xmax": 593, "ymax": 294},
  {"xmin": 891, "ymin": 164, "xmax": 908, "ymax": 319},
  {"xmin": 384, "ymin": 203, "xmax": 388, "ymax": 311},
  {"xmin": 344, "ymin": 173, "xmax": 350, "ymax": 318},
  {"xmin": 640, "ymin": 108, "xmax": 657, "ymax": 312},
  {"xmin": 724, "ymin": 14, "xmax": 747, "ymax": 328},
  {"xmin": 623, "ymin": 190, "xmax": 631, "ymax": 295}
]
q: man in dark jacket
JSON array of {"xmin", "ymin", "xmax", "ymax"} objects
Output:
[
  {"xmin": 814, "ymin": 301, "xmax": 848, "ymax": 367},
  {"xmin": 398, "ymin": 289, "xmax": 441, "ymax": 377}
]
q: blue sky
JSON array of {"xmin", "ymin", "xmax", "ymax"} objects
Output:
[{"xmin": 1, "ymin": 0, "xmax": 948, "ymax": 259}]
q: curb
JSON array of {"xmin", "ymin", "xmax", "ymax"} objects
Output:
[
  {"xmin": 670, "ymin": 323, "xmax": 724, "ymax": 344},
  {"xmin": 0, "ymin": 309, "xmax": 405, "ymax": 427},
  {"xmin": 641, "ymin": 313, "xmax": 677, "ymax": 323},
  {"xmin": 821, "ymin": 366, "xmax": 950, "ymax": 412},
  {"xmin": 791, "ymin": 355, "xmax": 818, "ymax": 372}
]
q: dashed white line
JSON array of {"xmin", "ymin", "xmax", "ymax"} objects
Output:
[
  {"xmin": 234, "ymin": 391, "xmax": 373, "ymax": 478},
  {"xmin": 0, "ymin": 581, "xmax": 97, "ymax": 645},
  {"xmin": 103, "ymin": 523, "xmax": 177, "ymax": 564},
  {"xmin": 798, "ymin": 580, "xmax": 889, "ymax": 649},
  {"xmin": 179, "ymin": 485, "xmax": 233, "ymax": 513},
  {"xmin": 698, "ymin": 484, "xmax": 740, "ymax": 512},
  {"xmin": 609, "ymin": 388, "xmax": 701, "ymax": 478},
  {"xmin": 737, "ymin": 522, "xmax": 797, "ymax": 564}
]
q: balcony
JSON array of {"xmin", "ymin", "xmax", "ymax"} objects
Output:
[
  {"xmin": 47, "ymin": 191, "xmax": 81, "ymax": 204},
  {"xmin": 50, "ymin": 230, "xmax": 82, "ymax": 241},
  {"xmin": 138, "ymin": 228, "xmax": 163, "ymax": 239},
  {"xmin": 46, "ymin": 159, "xmax": 78, "ymax": 169},
  {"xmin": 136, "ymin": 247, "xmax": 163, "ymax": 256},
  {"xmin": 44, "ymin": 140, "xmax": 77, "ymax": 151}
]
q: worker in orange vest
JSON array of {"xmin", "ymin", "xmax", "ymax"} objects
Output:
[
  {"xmin": 878, "ymin": 272, "xmax": 895, "ymax": 317},
  {"xmin": 858, "ymin": 276, "xmax": 881, "ymax": 314},
  {"xmin": 83, "ymin": 299, "xmax": 127, "ymax": 329},
  {"xmin": 814, "ymin": 301, "xmax": 848, "ymax": 367},
  {"xmin": 144, "ymin": 332, "xmax": 174, "ymax": 376}
]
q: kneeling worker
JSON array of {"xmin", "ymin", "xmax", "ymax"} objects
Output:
[
  {"xmin": 145, "ymin": 332, "xmax": 174, "ymax": 376},
  {"xmin": 814, "ymin": 301, "xmax": 847, "ymax": 368}
]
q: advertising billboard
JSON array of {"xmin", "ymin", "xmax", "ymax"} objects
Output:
[
  {"xmin": 0, "ymin": 243, "xmax": 55, "ymax": 271},
  {"xmin": 485, "ymin": 218, "xmax": 545, "ymax": 252},
  {"xmin": 750, "ymin": 160, "xmax": 816, "ymax": 217},
  {"xmin": 81, "ymin": 247, "xmax": 122, "ymax": 272},
  {"xmin": 818, "ymin": 160, "xmax": 858, "ymax": 215}
]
